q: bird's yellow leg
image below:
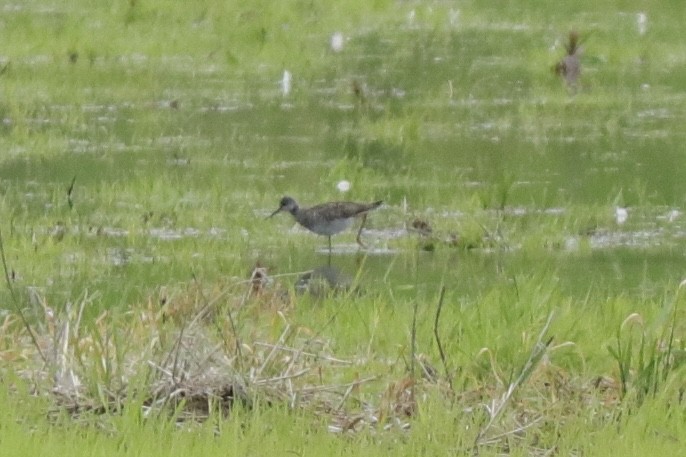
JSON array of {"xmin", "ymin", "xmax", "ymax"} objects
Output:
[{"xmin": 356, "ymin": 214, "xmax": 368, "ymax": 247}]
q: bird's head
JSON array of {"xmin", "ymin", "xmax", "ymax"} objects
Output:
[{"xmin": 269, "ymin": 196, "xmax": 298, "ymax": 217}]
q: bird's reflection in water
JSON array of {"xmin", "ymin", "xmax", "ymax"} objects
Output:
[{"xmin": 294, "ymin": 265, "xmax": 356, "ymax": 299}]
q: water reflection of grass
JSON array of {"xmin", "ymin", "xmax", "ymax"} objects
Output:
[{"xmin": 2, "ymin": 0, "xmax": 686, "ymax": 455}]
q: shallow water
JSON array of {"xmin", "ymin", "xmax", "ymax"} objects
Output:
[{"xmin": 1, "ymin": 3, "xmax": 686, "ymax": 310}]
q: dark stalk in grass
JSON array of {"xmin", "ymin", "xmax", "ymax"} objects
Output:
[
  {"xmin": 663, "ymin": 285, "xmax": 681, "ymax": 386},
  {"xmin": 224, "ymin": 295, "xmax": 243, "ymax": 365},
  {"xmin": 197, "ymin": 272, "xmax": 244, "ymax": 367},
  {"xmin": 0, "ymin": 227, "xmax": 47, "ymax": 363},
  {"xmin": 433, "ymin": 286, "xmax": 452, "ymax": 391},
  {"xmin": 608, "ymin": 319, "xmax": 633, "ymax": 399},
  {"xmin": 170, "ymin": 320, "xmax": 186, "ymax": 385},
  {"xmin": 410, "ymin": 298, "xmax": 418, "ymax": 380},
  {"xmin": 158, "ymin": 272, "xmax": 244, "ymax": 383},
  {"xmin": 202, "ymin": 272, "xmax": 243, "ymax": 365}
]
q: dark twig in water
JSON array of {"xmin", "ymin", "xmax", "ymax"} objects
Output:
[
  {"xmin": 351, "ymin": 79, "xmax": 367, "ymax": 109},
  {"xmin": 433, "ymin": 286, "xmax": 452, "ymax": 391},
  {"xmin": 67, "ymin": 175, "xmax": 76, "ymax": 210}
]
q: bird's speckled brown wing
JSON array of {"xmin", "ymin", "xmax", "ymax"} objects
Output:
[{"xmin": 307, "ymin": 201, "xmax": 382, "ymax": 222}]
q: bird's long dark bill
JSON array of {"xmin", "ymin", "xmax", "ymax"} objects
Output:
[{"xmin": 268, "ymin": 207, "xmax": 282, "ymax": 218}]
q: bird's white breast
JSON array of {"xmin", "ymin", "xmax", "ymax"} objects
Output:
[{"xmin": 307, "ymin": 217, "xmax": 353, "ymax": 236}]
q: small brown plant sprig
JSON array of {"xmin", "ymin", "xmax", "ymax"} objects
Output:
[{"xmin": 554, "ymin": 30, "xmax": 582, "ymax": 91}]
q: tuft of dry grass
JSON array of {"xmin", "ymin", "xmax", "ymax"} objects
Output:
[{"xmin": 1, "ymin": 266, "xmax": 419, "ymax": 432}]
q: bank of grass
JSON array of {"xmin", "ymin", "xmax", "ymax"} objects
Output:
[{"xmin": 2, "ymin": 263, "xmax": 686, "ymax": 455}]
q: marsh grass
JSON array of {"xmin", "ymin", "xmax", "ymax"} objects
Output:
[
  {"xmin": 608, "ymin": 291, "xmax": 686, "ymax": 404},
  {"xmin": 4, "ymin": 0, "xmax": 686, "ymax": 455},
  {"xmin": 3, "ymin": 256, "xmax": 686, "ymax": 455}
]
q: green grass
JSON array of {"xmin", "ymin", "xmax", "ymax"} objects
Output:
[
  {"xmin": 2, "ymin": 275, "xmax": 686, "ymax": 455},
  {"xmin": 3, "ymin": 0, "xmax": 686, "ymax": 455}
]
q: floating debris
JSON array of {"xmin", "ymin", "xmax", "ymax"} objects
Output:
[
  {"xmin": 410, "ymin": 218, "xmax": 433, "ymax": 237},
  {"xmin": 330, "ymin": 32, "xmax": 344, "ymax": 52},
  {"xmin": 51, "ymin": 222, "xmax": 67, "ymax": 242},
  {"xmin": 336, "ymin": 179, "xmax": 351, "ymax": 193},
  {"xmin": 281, "ymin": 70, "xmax": 292, "ymax": 96},
  {"xmin": 637, "ymin": 12, "xmax": 648, "ymax": 36},
  {"xmin": 351, "ymin": 79, "xmax": 367, "ymax": 106},
  {"xmin": 554, "ymin": 31, "xmax": 582, "ymax": 90}
]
